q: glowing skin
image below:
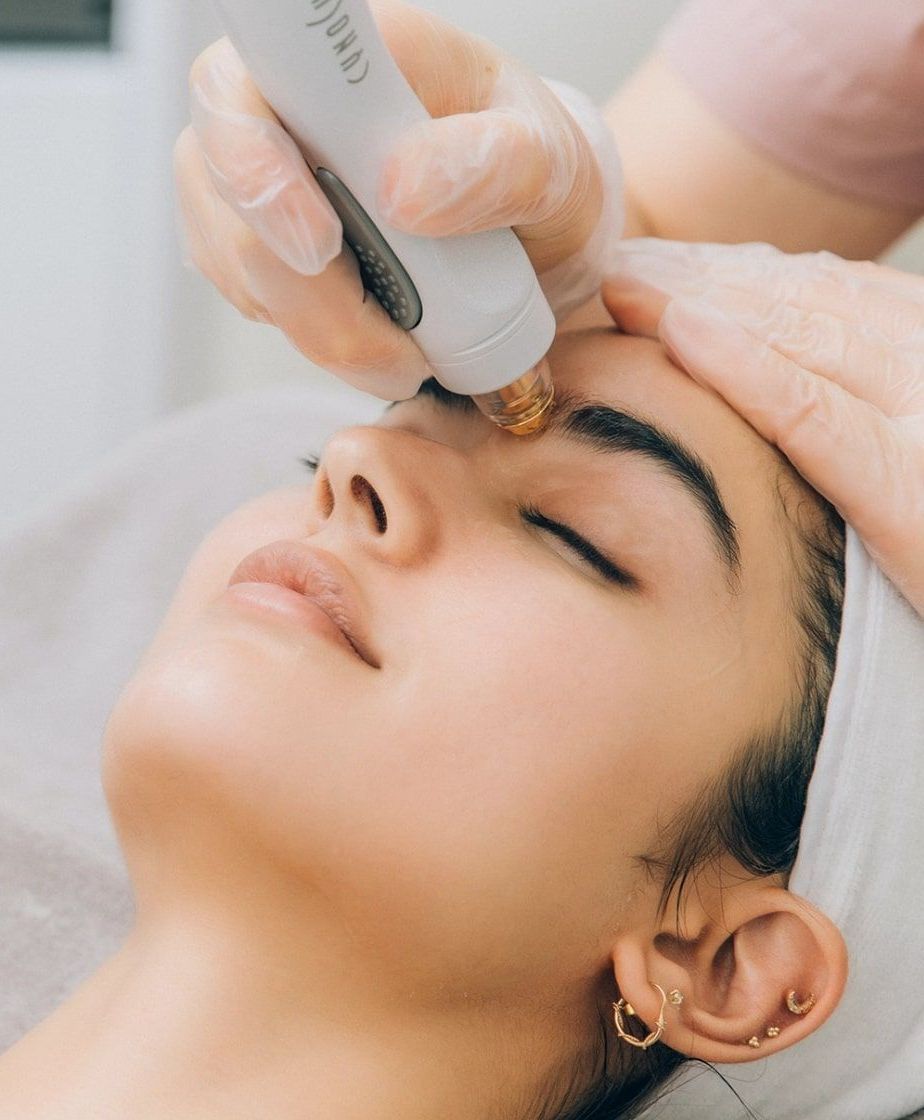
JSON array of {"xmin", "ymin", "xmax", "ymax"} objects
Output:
[{"xmin": 0, "ymin": 332, "xmax": 846, "ymax": 1120}]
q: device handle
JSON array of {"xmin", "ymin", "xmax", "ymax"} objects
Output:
[{"xmin": 213, "ymin": 0, "xmax": 555, "ymax": 394}]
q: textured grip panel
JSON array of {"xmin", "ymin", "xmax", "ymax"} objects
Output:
[{"xmin": 315, "ymin": 167, "xmax": 423, "ymax": 330}]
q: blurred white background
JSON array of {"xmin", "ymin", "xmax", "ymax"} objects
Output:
[{"xmin": 1, "ymin": 0, "xmax": 922, "ymax": 529}]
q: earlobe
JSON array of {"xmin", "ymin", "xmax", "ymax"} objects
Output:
[{"xmin": 610, "ymin": 881, "xmax": 848, "ymax": 1065}]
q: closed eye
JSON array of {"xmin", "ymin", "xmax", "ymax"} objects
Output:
[
  {"xmin": 303, "ymin": 456, "xmax": 636, "ymax": 589},
  {"xmin": 520, "ymin": 505, "xmax": 637, "ymax": 589}
]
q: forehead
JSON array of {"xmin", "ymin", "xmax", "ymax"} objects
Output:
[
  {"xmin": 548, "ymin": 329, "xmax": 790, "ymax": 534},
  {"xmin": 549, "ymin": 329, "xmax": 766, "ymax": 469}
]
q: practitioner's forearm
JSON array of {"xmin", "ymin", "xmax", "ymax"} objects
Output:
[{"xmin": 607, "ymin": 56, "xmax": 919, "ymax": 260}]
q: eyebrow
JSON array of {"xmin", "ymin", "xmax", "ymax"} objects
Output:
[{"xmin": 400, "ymin": 379, "xmax": 742, "ymax": 583}]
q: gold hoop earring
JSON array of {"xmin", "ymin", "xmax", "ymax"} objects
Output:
[
  {"xmin": 612, "ymin": 983, "xmax": 668, "ymax": 1049},
  {"xmin": 786, "ymin": 990, "xmax": 816, "ymax": 1015}
]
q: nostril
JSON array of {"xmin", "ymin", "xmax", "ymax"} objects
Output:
[
  {"xmin": 317, "ymin": 472, "xmax": 335, "ymax": 518},
  {"xmin": 350, "ymin": 475, "xmax": 388, "ymax": 534},
  {"xmin": 369, "ymin": 491, "xmax": 388, "ymax": 534}
]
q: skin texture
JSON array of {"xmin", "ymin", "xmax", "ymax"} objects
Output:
[{"xmin": 0, "ymin": 333, "xmax": 846, "ymax": 1120}]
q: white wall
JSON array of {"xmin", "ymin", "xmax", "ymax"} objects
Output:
[{"xmin": 0, "ymin": 2, "xmax": 189, "ymax": 531}]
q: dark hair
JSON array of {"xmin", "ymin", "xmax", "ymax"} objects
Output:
[{"xmin": 539, "ymin": 483, "xmax": 847, "ymax": 1120}]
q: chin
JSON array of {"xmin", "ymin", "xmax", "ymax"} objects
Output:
[
  {"xmin": 106, "ymin": 627, "xmax": 304, "ymax": 815},
  {"xmin": 100, "ymin": 614, "xmax": 379, "ymax": 902}
]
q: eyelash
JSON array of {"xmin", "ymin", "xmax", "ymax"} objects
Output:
[
  {"xmin": 301, "ymin": 457, "xmax": 635, "ymax": 589},
  {"xmin": 519, "ymin": 504, "xmax": 636, "ymax": 589}
]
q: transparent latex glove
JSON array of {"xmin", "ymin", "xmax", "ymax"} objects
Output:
[
  {"xmin": 379, "ymin": 69, "xmax": 623, "ymax": 323},
  {"xmin": 173, "ymin": 0, "xmax": 623, "ymax": 401},
  {"xmin": 602, "ymin": 239, "xmax": 924, "ymax": 616}
]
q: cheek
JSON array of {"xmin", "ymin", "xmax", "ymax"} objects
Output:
[
  {"xmin": 348, "ymin": 557, "xmax": 756, "ymax": 978},
  {"xmin": 103, "ymin": 601, "xmax": 356, "ymax": 848},
  {"xmin": 320, "ymin": 561, "xmax": 679, "ymax": 984}
]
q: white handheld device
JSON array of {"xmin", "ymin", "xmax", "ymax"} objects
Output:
[{"xmin": 212, "ymin": 0, "xmax": 557, "ymax": 434}]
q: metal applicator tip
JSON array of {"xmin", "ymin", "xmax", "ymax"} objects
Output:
[{"xmin": 471, "ymin": 357, "xmax": 555, "ymax": 436}]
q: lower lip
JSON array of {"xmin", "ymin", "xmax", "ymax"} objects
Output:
[{"xmin": 221, "ymin": 581, "xmax": 360, "ymax": 660}]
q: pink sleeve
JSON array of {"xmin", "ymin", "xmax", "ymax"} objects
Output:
[{"xmin": 659, "ymin": 0, "xmax": 924, "ymax": 210}]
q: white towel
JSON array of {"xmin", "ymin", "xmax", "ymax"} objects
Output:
[{"xmin": 644, "ymin": 530, "xmax": 924, "ymax": 1119}]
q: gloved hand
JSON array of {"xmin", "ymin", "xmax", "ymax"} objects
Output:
[
  {"xmin": 602, "ymin": 240, "xmax": 924, "ymax": 617},
  {"xmin": 173, "ymin": 0, "xmax": 623, "ymax": 401}
]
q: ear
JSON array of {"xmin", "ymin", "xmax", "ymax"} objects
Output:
[{"xmin": 609, "ymin": 867, "xmax": 848, "ymax": 1065}]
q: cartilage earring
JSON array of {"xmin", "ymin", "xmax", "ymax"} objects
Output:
[
  {"xmin": 746, "ymin": 1036, "xmax": 761, "ymax": 1048},
  {"xmin": 612, "ymin": 983, "xmax": 668, "ymax": 1049},
  {"xmin": 786, "ymin": 990, "xmax": 816, "ymax": 1015},
  {"xmin": 766, "ymin": 1025, "xmax": 781, "ymax": 1038}
]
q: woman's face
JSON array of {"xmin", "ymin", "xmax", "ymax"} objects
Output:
[{"xmin": 104, "ymin": 331, "xmax": 806, "ymax": 1010}]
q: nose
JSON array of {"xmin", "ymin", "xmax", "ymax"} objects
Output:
[{"xmin": 310, "ymin": 426, "xmax": 442, "ymax": 565}]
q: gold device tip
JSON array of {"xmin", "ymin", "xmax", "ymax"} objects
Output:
[{"xmin": 471, "ymin": 358, "xmax": 555, "ymax": 436}]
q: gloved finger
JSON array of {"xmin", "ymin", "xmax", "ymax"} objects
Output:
[
  {"xmin": 379, "ymin": 65, "xmax": 587, "ymax": 224},
  {"xmin": 529, "ymin": 76, "xmax": 623, "ymax": 319},
  {"xmin": 370, "ymin": 0, "xmax": 618, "ymax": 306},
  {"xmin": 241, "ymin": 243, "xmax": 431, "ymax": 401},
  {"xmin": 605, "ymin": 240, "xmax": 924, "ymax": 344},
  {"xmin": 378, "ymin": 64, "xmax": 610, "ymax": 289},
  {"xmin": 369, "ymin": 0, "xmax": 501, "ymax": 114},
  {"xmin": 174, "ymin": 125, "xmax": 272, "ymax": 322},
  {"xmin": 806, "ymin": 251, "xmax": 924, "ymax": 304},
  {"xmin": 175, "ymin": 127, "xmax": 214, "ymax": 269},
  {"xmin": 603, "ymin": 258, "xmax": 924, "ymax": 416},
  {"xmin": 600, "ymin": 273, "xmax": 670, "ymax": 337},
  {"xmin": 173, "ymin": 136, "xmax": 199, "ymax": 272},
  {"xmin": 691, "ymin": 299, "xmax": 924, "ymax": 417},
  {"xmin": 659, "ymin": 299, "xmax": 924, "ymax": 610},
  {"xmin": 378, "ymin": 103, "xmax": 576, "ymax": 237},
  {"xmin": 177, "ymin": 119, "xmax": 431, "ymax": 397},
  {"xmin": 604, "ymin": 238, "xmax": 782, "ymax": 327},
  {"xmin": 188, "ymin": 37, "xmax": 342, "ymax": 277}
]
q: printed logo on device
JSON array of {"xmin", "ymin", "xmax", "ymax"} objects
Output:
[{"xmin": 306, "ymin": 0, "xmax": 370, "ymax": 84}]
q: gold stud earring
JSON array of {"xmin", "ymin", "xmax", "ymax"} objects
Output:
[
  {"xmin": 668, "ymin": 989, "xmax": 684, "ymax": 1006},
  {"xmin": 746, "ymin": 1036, "xmax": 761, "ymax": 1048},
  {"xmin": 612, "ymin": 983, "xmax": 668, "ymax": 1049},
  {"xmin": 766, "ymin": 1025, "xmax": 781, "ymax": 1038},
  {"xmin": 786, "ymin": 990, "xmax": 816, "ymax": 1015}
]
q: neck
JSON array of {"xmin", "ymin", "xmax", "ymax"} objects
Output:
[{"xmin": 0, "ymin": 894, "xmax": 575, "ymax": 1120}]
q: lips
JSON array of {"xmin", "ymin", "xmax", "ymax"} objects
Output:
[{"xmin": 227, "ymin": 540, "xmax": 379, "ymax": 668}]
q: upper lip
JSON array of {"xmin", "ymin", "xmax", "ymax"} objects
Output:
[{"xmin": 227, "ymin": 540, "xmax": 379, "ymax": 668}]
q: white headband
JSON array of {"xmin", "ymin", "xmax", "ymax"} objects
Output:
[{"xmin": 643, "ymin": 527, "xmax": 924, "ymax": 1119}]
